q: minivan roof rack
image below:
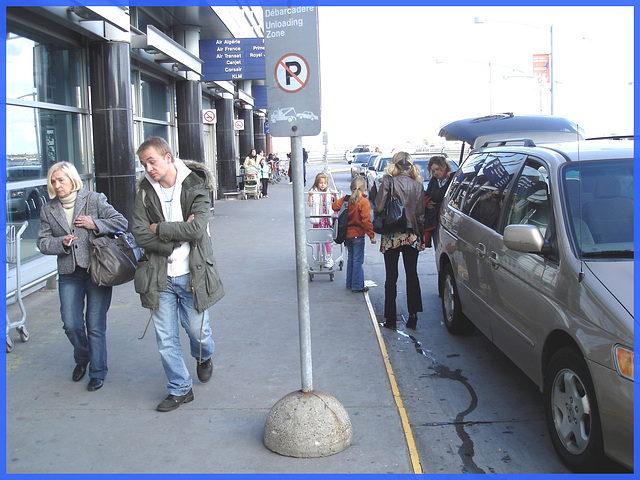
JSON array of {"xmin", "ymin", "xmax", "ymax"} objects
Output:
[
  {"xmin": 585, "ymin": 135, "xmax": 634, "ymax": 141},
  {"xmin": 481, "ymin": 138, "xmax": 537, "ymax": 148}
]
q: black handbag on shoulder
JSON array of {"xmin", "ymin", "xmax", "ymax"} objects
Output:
[
  {"xmin": 89, "ymin": 231, "xmax": 142, "ymax": 287},
  {"xmin": 333, "ymin": 195, "xmax": 350, "ymax": 244},
  {"xmin": 84, "ymin": 197, "xmax": 142, "ymax": 287},
  {"xmin": 373, "ymin": 176, "xmax": 406, "ymax": 234}
]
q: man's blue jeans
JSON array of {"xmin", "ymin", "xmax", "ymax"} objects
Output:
[
  {"xmin": 152, "ymin": 273, "xmax": 214, "ymax": 396},
  {"xmin": 345, "ymin": 236, "xmax": 365, "ymax": 290},
  {"xmin": 58, "ymin": 267, "xmax": 112, "ymax": 380}
]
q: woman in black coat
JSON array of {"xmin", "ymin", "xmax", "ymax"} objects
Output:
[{"xmin": 424, "ymin": 156, "xmax": 453, "ymax": 249}]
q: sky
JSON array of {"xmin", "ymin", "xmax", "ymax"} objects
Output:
[
  {"xmin": 3, "ymin": 3, "xmax": 634, "ymax": 156},
  {"xmin": 273, "ymin": 5, "xmax": 634, "ymax": 154}
]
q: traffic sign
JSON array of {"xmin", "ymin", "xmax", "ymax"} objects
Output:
[
  {"xmin": 275, "ymin": 54, "xmax": 310, "ymax": 93},
  {"xmin": 263, "ymin": 6, "xmax": 321, "ymax": 137}
]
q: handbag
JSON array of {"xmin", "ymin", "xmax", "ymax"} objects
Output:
[
  {"xmin": 373, "ymin": 176, "xmax": 406, "ymax": 234},
  {"xmin": 333, "ymin": 195, "xmax": 350, "ymax": 244},
  {"xmin": 89, "ymin": 231, "xmax": 142, "ymax": 287}
]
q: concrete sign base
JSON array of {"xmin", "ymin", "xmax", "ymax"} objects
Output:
[{"xmin": 264, "ymin": 390, "xmax": 353, "ymax": 458}]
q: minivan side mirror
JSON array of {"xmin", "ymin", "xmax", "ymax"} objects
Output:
[{"xmin": 504, "ymin": 224, "xmax": 545, "ymax": 253}]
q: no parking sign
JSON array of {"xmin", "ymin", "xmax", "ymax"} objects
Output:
[{"xmin": 263, "ymin": 7, "xmax": 321, "ymax": 137}]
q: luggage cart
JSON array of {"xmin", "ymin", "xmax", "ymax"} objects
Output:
[
  {"xmin": 6, "ymin": 221, "xmax": 29, "ymax": 353},
  {"xmin": 306, "ymin": 191, "xmax": 344, "ymax": 281}
]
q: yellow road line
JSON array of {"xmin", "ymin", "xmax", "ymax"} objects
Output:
[{"xmin": 364, "ymin": 292, "xmax": 423, "ymax": 474}]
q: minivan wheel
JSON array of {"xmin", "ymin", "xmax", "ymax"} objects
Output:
[
  {"xmin": 544, "ymin": 347, "xmax": 605, "ymax": 472},
  {"xmin": 441, "ymin": 265, "xmax": 473, "ymax": 335}
]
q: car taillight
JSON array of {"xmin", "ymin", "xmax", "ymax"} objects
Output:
[{"xmin": 614, "ymin": 345, "xmax": 634, "ymax": 380}]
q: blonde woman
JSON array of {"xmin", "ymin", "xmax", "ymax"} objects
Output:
[
  {"xmin": 374, "ymin": 152, "xmax": 425, "ymax": 330},
  {"xmin": 37, "ymin": 162, "xmax": 127, "ymax": 391},
  {"xmin": 332, "ymin": 176, "xmax": 376, "ymax": 292}
]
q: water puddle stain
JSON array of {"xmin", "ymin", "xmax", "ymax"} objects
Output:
[{"xmin": 393, "ymin": 327, "xmax": 484, "ymax": 474}]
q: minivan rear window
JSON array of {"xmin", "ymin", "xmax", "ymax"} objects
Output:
[{"xmin": 448, "ymin": 152, "xmax": 527, "ymax": 225}]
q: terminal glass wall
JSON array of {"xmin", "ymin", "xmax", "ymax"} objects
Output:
[
  {"xmin": 131, "ymin": 68, "xmax": 175, "ymax": 166},
  {"xmin": 6, "ymin": 28, "xmax": 90, "ymax": 265}
]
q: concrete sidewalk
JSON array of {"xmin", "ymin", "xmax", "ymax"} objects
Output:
[{"xmin": 5, "ymin": 179, "xmax": 413, "ymax": 474}]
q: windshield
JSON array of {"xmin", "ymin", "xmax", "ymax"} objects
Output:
[{"xmin": 562, "ymin": 159, "xmax": 634, "ymax": 258}]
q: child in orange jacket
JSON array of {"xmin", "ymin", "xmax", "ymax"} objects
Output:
[{"xmin": 332, "ymin": 177, "xmax": 376, "ymax": 292}]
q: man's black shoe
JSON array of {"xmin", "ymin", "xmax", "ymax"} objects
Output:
[
  {"xmin": 157, "ymin": 389, "xmax": 194, "ymax": 412},
  {"xmin": 197, "ymin": 358, "xmax": 213, "ymax": 383},
  {"xmin": 87, "ymin": 378, "xmax": 103, "ymax": 391},
  {"xmin": 72, "ymin": 363, "xmax": 88, "ymax": 382}
]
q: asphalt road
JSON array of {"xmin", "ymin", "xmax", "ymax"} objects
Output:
[{"xmin": 312, "ymin": 160, "xmax": 574, "ymax": 474}]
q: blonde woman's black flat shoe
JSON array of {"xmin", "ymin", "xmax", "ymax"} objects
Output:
[
  {"xmin": 87, "ymin": 378, "xmax": 103, "ymax": 391},
  {"xmin": 72, "ymin": 363, "xmax": 87, "ymax": 382}
]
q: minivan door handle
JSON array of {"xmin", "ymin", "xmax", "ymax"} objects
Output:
[
  {"xmin": 476, "ymin": 243, "xmax": 487, "ymax": 259},
  {"xmin": 489, "ymin": 251, "xmax": 499, "ymax": 269}
]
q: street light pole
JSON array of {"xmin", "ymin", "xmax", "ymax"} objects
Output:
[
  {"xmin": 436, "ymin": 58, "xmax": 523, "ymax": 114},
  {"xmin": 549, "ymin": 25, "xmax": 554, "ymax": 115},
  {"xmin": 474, "ymin": 16, "xmax": 554, "ymax": 115},
  {"xmin": 488, "ymin": 62, "xmax": 493, "ymax": 114}
]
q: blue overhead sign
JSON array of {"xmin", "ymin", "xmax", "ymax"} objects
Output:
[{"xmin": 201, "ymin": 38, "xmax": 266, "ymax": 81}]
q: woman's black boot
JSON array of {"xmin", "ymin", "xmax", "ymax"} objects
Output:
[{"xmin": 406, "ymin": 313, "xmax": 418, "ymax": 330}]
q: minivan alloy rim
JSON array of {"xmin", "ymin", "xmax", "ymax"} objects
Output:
[
  {"xmin": 550, "ymin": 368, "xmax": 592, "ymax": 455},
  {"xmin": 443, "ymin": 275, "xmax": 455, "ymax": 323}
]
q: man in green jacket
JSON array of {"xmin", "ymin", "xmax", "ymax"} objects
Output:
[{"xmin": 132, "ymin": 137, "xmax": 224, "ymax": 412}]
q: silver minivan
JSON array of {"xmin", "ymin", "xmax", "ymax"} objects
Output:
[{"xmin": 434, "ymin": 117, "xmax": 633, "ymax": 472}]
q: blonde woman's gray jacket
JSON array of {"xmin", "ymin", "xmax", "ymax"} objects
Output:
[
  {"xmin": 132, "ymin": 159, "xmax": 225, "ymax": 313},
  {"xmin": 37, "ymin": 189, "xmax": 128, "ymax": 275}
]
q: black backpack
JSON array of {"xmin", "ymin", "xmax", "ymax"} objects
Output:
[{"xmin": 333, "ymin": 195, "xmax": 350, "ymax": 244}]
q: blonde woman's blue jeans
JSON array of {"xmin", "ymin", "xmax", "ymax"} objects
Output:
[{"xmin": 58, "ymin": 267, "xmax": 112, "ymax": 380}]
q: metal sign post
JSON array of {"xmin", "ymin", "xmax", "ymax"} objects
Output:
[
  {"xmin": 262, "ymin": 6, "xmax": 352, "ymax": 458},
  {"xmin": 289, "ymin": 136, "xmax": 311, "ymax": 391},
  {"xmin": 264, "ymin": 5, "xmax": 322, "ymax": 393}
]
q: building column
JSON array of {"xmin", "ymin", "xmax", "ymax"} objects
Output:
[
  {"xmin": 239, "ymin": 106, "xmax": 254, "ymax": 158},
  {"xmin": 176, "ymin": 80, "xmax": 205, "ymax": 162},
  {"xmin": 254, "ymin": 112, "xmax": 266, "ymax": 154},
  {"xmin": 215, "ymin": 93, "xmax": 237, "ymax": 196},
  {"xmin": 89, "ymin": 41, "xmax": 136, "ymax": 227},
  {"xmin": 174, "ymin": 25, "xmax": 204, "ymax": 163}
]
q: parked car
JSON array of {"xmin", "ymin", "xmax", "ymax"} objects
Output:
[
  {"xmin": 365, "ymin": 152, "xmax": 447, "ymax": 200},
  {"xmin": 6, "ymin": 165, "xmax": 49, "ymax": 221},
  {"xmin": 365, "ymin": 153, "xmax": 393, "ymax": 200},
  {"xmin": 344, "ymin": 145, "xmax": 370, "ymax": 163},
  {"xmin": 350, "ymin": 152, "xmax": 379, "ymax": 179},
  {"xmin": 412, "ymin": 154, "xmax": 458, "ymax": 189},
  {"xmin": 434, "ymin": 122, "xmax": 633, "ymax": 472}
]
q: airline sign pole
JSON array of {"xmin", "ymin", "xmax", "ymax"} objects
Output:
[{"xmin": 263, "ymin": 6, "xmax": 352, "ymax": 459}]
